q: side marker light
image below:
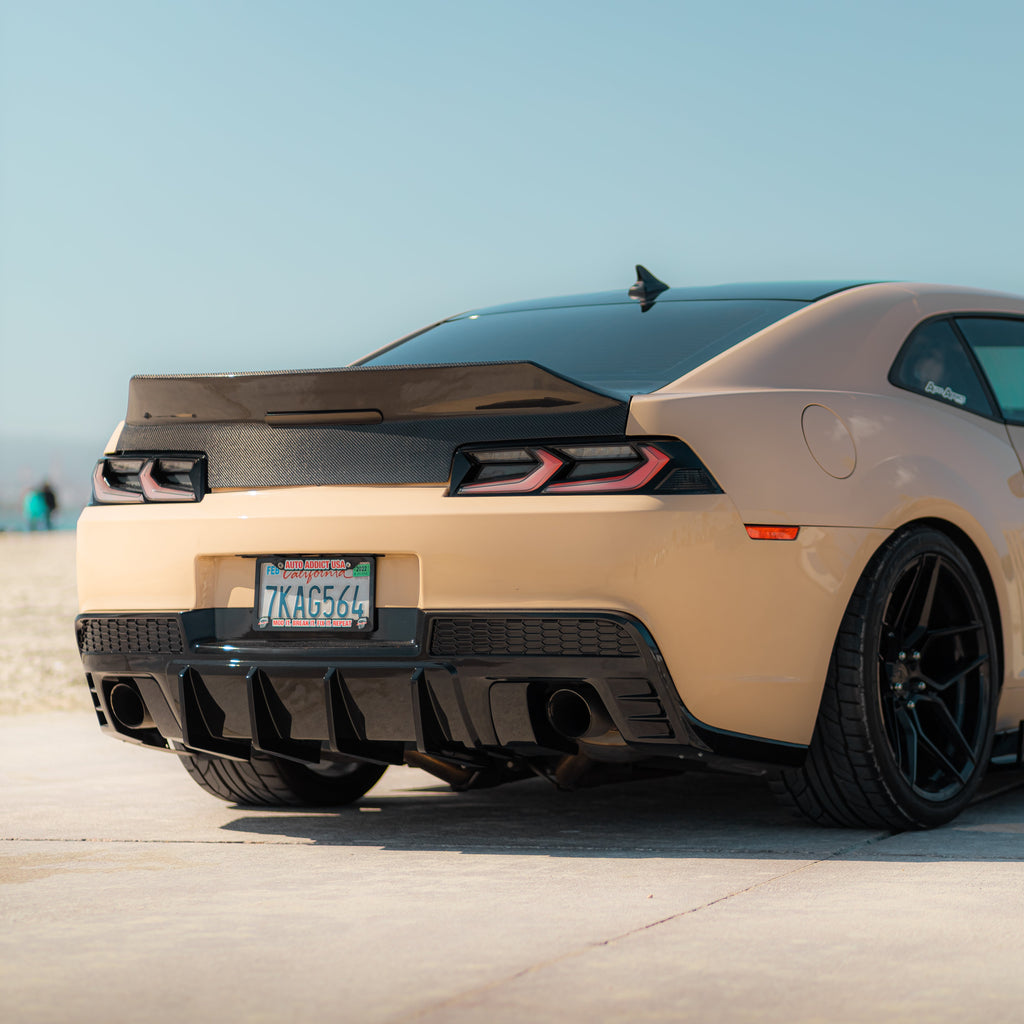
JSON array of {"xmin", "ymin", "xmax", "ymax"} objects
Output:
[{"xmin": 745, "ymin": 525, "xmax": 800, "ymax": 541}]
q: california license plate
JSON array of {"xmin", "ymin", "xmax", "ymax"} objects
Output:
[{"xmin": 254, "ymin": 555, "xmax": 375, "ymax": 632}]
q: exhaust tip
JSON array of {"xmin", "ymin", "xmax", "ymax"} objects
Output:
[
  {"xmin": 547, "ymin": 687, "xmax": 612, "ymax": 741},
  {"xmin": 108, "ymin": 682, "xmax": 155, "ymax": 731}
]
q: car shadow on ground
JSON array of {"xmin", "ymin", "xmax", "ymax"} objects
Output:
[{"xmin": 217, "ymin": 765, "xmax": 1024, "ymax": 859}]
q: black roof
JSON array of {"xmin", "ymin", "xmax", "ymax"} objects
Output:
[{"xmin": 467, "ymin": 281, "xmax": 873, "ymax": 317}]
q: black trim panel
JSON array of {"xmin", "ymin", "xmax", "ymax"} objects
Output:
[{"xmin": 77, "ymin": 608, "xmax": 807, "ymax": 770}]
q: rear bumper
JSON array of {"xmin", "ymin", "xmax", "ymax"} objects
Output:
[
  {"xmin": 77, "ymin": 487, "xmax": 889, "ymax": 745},
  {"xmin": 76, "ymin": 609, "xmax": 806, "ymax": 770}
]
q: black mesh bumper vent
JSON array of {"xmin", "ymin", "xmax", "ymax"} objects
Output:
[
  {"xmin": 78, "ymin": 616, "xmax": 185, "ymax": 655},
  {"xmin": 429, "ymin": 617, "xmax": 640, "ymax": 658}
]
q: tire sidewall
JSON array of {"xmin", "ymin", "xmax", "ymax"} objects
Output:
[{"xmin": 859, "ymin": 528, "xmax": 998, "ymax": 828}]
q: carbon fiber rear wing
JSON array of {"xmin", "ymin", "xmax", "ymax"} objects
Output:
[{"xmin": 126, "ymin": 361, "xmax": 622, "ymax": 426}]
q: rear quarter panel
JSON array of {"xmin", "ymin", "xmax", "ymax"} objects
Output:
[{"xmin": 628, "ymin": 386, "xmax": 1024, "ymax": 732}]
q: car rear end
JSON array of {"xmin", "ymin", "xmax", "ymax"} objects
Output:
[{"xmin": 76, "ymin": 282, "xmax": 860, "ymax": 786}]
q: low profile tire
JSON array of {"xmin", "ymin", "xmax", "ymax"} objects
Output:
[
  {"xmin": 181, "ymin": 751, "xmax": 387, "ymax": 807},
  {"xmin": 775, "ymin": 527, "xmax": 998, "ymax": 830}
]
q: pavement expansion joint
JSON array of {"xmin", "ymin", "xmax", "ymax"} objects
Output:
[
  {"xmin": 384, "ymin": 831, "xmax": 896, "ymax": 1024},
  {"xmin": 1, "ymin": 836, "xmax": 312, "ymax": 846}
]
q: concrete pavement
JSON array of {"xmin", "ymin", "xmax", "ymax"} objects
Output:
[{"xmin": 2, "ymin": 710, "xmax": 1024, "ymax": 1023}]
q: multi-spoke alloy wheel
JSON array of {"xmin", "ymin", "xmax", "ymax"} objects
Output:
[
  {"xmin": 775, "ymin": 528, "xmax": 998, "ymax": 829},
  {"xmin": 878, "ymin": 549, "xmax": 992, "ymax": 803}
]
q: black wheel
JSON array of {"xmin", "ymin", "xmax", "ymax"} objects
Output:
[
  {"xmin": 181, "ymin": 751, "xmax": 387, "ymax": 807},
  {"xmin": 775, "ymin": 527, "xmax": 998, "ymax": 829}
]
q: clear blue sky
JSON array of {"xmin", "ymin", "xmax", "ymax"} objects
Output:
[{"xmin": 3, "ymin": 0, "xmax": 1024, "ymax": 465}]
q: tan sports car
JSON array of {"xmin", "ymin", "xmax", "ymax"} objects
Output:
[{"xmin": 76, "ymin": 268, "xmax": 1024, "ymax": 828}]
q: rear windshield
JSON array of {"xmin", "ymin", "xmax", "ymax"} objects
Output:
[{"xmin": 360, "ymin": 299, "xmax": 806, "ymax": 396}]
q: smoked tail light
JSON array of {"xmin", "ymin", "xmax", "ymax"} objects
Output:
[
  {"xmin": 449, "ymin": 439, "xmax": 721, "ymax": 496},
  {"xmin": 91, "ymin": 455, "xmax": 206, "ymax": 505}
]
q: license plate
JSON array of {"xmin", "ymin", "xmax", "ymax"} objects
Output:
[{"xmin": 254, "ymin": 555, "xmax": 375, "ymax": 632}]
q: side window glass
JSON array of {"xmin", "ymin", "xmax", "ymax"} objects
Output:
[
  {"xmin": 891, "ymin": 319, "xmax": 995, "ymax": 418},
  {"xmin": 955, "ymin": 317, "xmax": 1024, "ymax": 425}
]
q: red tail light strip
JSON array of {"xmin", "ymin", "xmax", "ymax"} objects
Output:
[
  {"xmin": 458, "ymin": 449, "xmax": 564, "ymax": 494},
  {"xmin": 546, "ymin": 445, "xmax": 671, "ymax": 494},
  {"xmin": 92, "ymin": 463, "xmax": 144, "ymax": 504},
  {"xmin": 450, "ymin": 438, "xmax": 720, "ymax": 497},
  {"xmin": 92, "ymin": 456, "xmax": 204, "ymax": 505},
  {"xmin": 139, "ymin": 462, "xmax": 198, "ymax": 502}
]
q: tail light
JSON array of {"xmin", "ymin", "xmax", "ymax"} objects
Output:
[
  {"xmin": 449, "ymin": 439, "xmax": 720, "ymax": 496},
  {"xmin": 92, "ymin": 455, "xmax": 206, "ymax": 505}
]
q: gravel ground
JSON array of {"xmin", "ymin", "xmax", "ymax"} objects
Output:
[{"xmin": 0, "ymin": 531, "xmax": 89, "ymax": 713}]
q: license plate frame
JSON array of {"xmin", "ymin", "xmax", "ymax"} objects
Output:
[{"xmin": 253, "ymin": 555, "xmax": 376, "ymax": 633}]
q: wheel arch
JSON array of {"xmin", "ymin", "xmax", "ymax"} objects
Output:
[
  {"xmin": 780, "ymin": 515, "xmax": 1005, "ymax": 828},
  {"xmin": 864, "ymin": 516, "xmax": 1005, "ymax": 692}
]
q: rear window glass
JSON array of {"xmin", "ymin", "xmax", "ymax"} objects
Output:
[
  {"xmin": 955, "ymin": 317, "xmax": 1024, "ymax": 424},
  {"xmin": 360, "ymin": 299, "xmax": 806, "ymax": 396},
  {"xmin": 890, "ymin": 319, "xmax": 995, "ymax": 418}
]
